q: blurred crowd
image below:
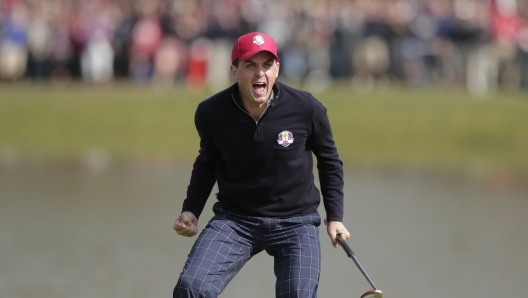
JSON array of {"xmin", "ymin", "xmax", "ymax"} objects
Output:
[{"xmin": 2, "ymin": 0, "xmax": 528, "ymax": 96}]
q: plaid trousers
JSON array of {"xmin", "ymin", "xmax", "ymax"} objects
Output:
[{"xmin": 174, "ymin": 203, "xmax": 321, "ymax": 298}]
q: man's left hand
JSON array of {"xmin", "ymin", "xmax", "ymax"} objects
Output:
[{"xmin": 324, "ymin": 218, "xmax": 350, "ymax": 248}]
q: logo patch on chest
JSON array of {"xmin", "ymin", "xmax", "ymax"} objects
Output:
[{"xmin": 277, "ymin": 131, "xmax": 294, "ymax": 147}]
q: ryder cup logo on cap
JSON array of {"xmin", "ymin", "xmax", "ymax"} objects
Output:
[
  {"xmin": 277, "ymin": 131, "xmax": 294, "ymax": 147},
  {"xmin": 253, "ymin": 35, "xmax": 265, "ymax": 45},
  {"xmin": 232, "ymin": 32, "xmax": 280, "ymax": 63}
]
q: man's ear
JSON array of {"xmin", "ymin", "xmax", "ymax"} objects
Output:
[
  {"xmin": 276, "ymin": 62, "xmax": 280, "ymax": 78},
  {"xmin": 230, "ymin": 65, "xmax": 238, "ymax": 80}
]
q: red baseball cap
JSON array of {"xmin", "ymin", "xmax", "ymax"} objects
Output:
[{"xmin": 231, "ymin": 32, "xmax": 280, "ymax": 64}]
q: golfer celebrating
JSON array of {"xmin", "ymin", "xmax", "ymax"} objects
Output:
[{"xmin": 173, "ymin": 32, "xmax": 350, "ymax": 298}]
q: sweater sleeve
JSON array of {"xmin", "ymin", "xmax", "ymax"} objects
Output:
[
  {"xmin": 181, "ymin": 103, "xmax": 219, "ymax": 219},
  {"xmin": 308, "ymin": 98, "xmax": 345, "ymax": 222}
]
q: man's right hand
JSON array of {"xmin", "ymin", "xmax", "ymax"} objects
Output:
[{"xmin": 173, "ymin": 211, "xmax": 198, "ymax": 237}]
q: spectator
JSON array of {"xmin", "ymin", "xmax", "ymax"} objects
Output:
[
  {"xmin": 1, "ymin": 0, "xmax": 528, "ymax": 96},
  {"xmin": 0, "ymin": 0, "xmax": 28, "ymax": 81}
]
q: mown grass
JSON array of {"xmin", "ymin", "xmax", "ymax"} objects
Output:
[{"xmin": 1, "ymin": 81, "xmax": 527, "ymax": 171}]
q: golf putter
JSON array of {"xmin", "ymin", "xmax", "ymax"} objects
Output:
[{"xmin": 336, "ymin": 234, "xmax": 383, "ymax": 298}]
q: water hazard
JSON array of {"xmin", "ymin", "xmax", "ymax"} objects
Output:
[{"xmin": 1, "ymin": 165, "xmax": 527, "ymax": 297}]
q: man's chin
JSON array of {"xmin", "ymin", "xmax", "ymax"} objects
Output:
[{"xmin": 251, "ymin": 94, "xmax": 268, "ymax": 103}]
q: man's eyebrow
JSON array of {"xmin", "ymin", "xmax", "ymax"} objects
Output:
[{"xmin": 244, "ymin": 58, "xmax": 274, "ymax": 65}]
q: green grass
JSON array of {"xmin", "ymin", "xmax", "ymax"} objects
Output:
[
  {"xmin": 1, "ymin": 82, "xmax": 528, "ymax": 171},
  {"xmin": 323, "ymin": 86, "xmax": 528, "ymax": 171}
]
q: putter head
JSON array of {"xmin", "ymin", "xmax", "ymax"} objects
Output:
[{"xmin": 360, "ymin": 290, "xmax": 382, "ymax": 298}]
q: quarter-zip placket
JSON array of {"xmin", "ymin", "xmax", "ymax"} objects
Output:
[{"xmin": 231, "ymin": 93, "xmax": 274, "ymax": 126}]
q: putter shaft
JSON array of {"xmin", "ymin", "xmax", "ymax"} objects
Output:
[{"xmin": 336, "ymin": 234, "xmax": 378, "ymax": 290}]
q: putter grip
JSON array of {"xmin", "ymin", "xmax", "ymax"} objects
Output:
[{"xmin": 336, "ymin": 234, "xmax": 355, "ymax": 258}]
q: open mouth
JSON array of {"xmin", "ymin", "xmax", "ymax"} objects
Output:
[{"xmin": 253, "ymin": 82, "xmax": 266, "ymax": 95}]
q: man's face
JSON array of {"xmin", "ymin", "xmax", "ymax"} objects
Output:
[{"xmin": 230, "ymin": 51, "xmax": 280, "ymax": 108}]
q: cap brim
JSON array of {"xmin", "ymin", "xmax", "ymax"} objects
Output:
[{"xmin": 237, "ymin": 49, "xmax": 280, "ymax": 62}]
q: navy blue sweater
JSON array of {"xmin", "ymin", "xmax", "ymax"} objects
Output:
[{"xmin": 182, "ymin": 81, "xmax": 344, "ymax": 221}]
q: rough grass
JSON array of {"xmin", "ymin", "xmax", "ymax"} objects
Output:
[{"xmin": 1, "ymin": 81, "xmax": 528, "ymax": 172}]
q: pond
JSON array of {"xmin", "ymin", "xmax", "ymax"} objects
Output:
[{"xmin": 1, "ymin": 164, "xmax": 527, "ymax": 298}]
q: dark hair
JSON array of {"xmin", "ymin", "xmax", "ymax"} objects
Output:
[{"xmin": 232, "ymin": 59, "xmax": 240, "ymax": 67}]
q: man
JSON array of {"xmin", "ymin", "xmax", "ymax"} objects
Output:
[{"xmin": 173, "ymin": 32, "xmax": 350, "ymax": 298}]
